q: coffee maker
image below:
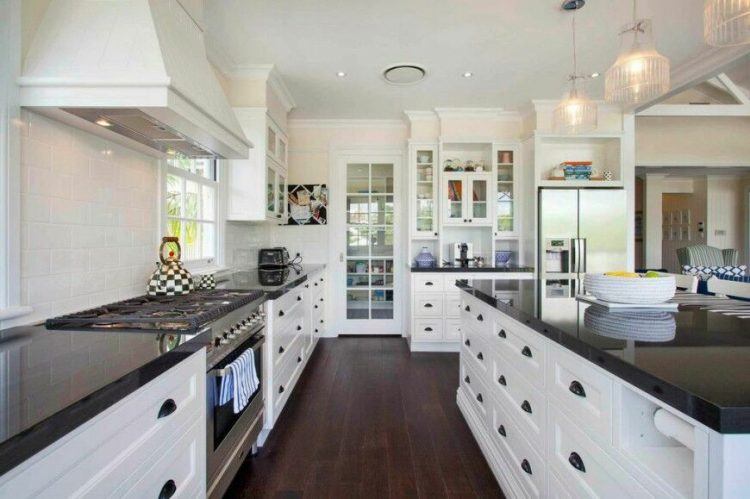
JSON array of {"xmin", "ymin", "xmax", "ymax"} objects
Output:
[{"xmin": 450, "ymin": 243, "xmax": 474, "ymax": 267}]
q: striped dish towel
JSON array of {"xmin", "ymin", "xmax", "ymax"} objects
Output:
[{"xmin": 219, "ymin": 348, "xmax": 260, "ymax": 413}]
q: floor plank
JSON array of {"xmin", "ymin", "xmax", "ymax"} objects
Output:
[{"xmin": 224, "ymin": 337, "xmax": 504, "ymax": 499}]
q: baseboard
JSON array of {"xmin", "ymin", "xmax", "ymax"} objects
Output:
[
  {"xmin": 410, "ymin": 340, "xmax": 460, "ymax": 352},
  {"xmin": 337, "ymin": 334, "xmax": 402, "ymax": 338}
]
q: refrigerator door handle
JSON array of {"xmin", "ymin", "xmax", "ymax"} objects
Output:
[
  {"xmin": 572, "ymin": 238, "xmax": 580, "ymax": 274},
  {"xmin": 580, "ymin": 238, "xmax": 587, "ymax": 273}
]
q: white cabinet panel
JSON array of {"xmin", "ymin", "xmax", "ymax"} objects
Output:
[
  {"xmin": 413, "ymin": 318, "xmax": 443, "ymax": 341},
  {"xmin": 413, "ymin": 274, "xmax": 444, "ymax": 292},
  {"xmin": 413, "ymin": 293, "xmax": 444, "ymax": 318}
]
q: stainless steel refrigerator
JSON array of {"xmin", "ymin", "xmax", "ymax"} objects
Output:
[{"xmin": 538, "ymin": 188, "xmax": 627, "ymax": 326}]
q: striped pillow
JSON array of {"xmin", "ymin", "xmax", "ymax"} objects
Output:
[{"xmin": 682, "ymin": 265, "xmax": 747, "ymax": 281}]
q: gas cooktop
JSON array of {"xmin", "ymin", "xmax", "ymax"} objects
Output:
[{"xmin": 45, "ymin": 289, "xmax": 265, "ymax": 333}]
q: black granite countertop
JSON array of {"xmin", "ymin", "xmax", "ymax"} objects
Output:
[
  {"xmin": 457, "ymin": 279, "xmax": 750, "ymax": 434},
  {"xmin": 0, "ymin": 263, "xmax": 325, "ymax": 476},
  {"xmin": 411, "ymin": 264, "xmax": 534, "ymax": 273}
]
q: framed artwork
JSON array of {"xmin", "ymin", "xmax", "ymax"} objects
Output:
[{"xmin": 287, "ymin": 184, "xmax": 328, "ymax": 225}]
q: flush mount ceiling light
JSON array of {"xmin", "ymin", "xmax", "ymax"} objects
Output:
[
  {"xmin": 705, "ymin": 0, "xmax": 750, "ymax": 46},
  {"xmin": 605, "ymin": 0, "xmax": 670, "ymax": 106},
  {"xmin": 382, "ymin": 64, "xmax": 426, "ymax": 85},
  {"xmin": 553, "ymin": 3, "xmax": 598, "ymax": 135},
  {"xmin": 463, "ymin": 72, "xmax": 474, "ymax": 78}
]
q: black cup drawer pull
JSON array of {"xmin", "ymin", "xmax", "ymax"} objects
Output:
[
  {"xmin": 159, "ymin": 479, "xmax": 177, "ymax": 499},
  {"xmin": 297, "ymin": 325, "xmax": 303, "ymax": 331},
  {"xmin": 476, "ymin": 352, "xmax": 483, "ymax": 361},
  {"xmin": 497, "ymin": 425, "xmax": 506, "ymax": 437},
  {"xmin": 464, "ymin": 339, "xmax": 471, "ymax": 347},
  {"xmin": 464, "ymin": 375, "xmax": 471, "ymax": 384},
  {"xmin": 425, "ymin": 281, "xmax": 434, "ymax": 286},
  {"xmin": 424, "ymin": 303, "xmax": 433, "ymax": 308},
  {"xmin": 476, "ymin": 314, "xmax": 483, "ymax": 322},
  {"xmin": 476, "ymin": 393, "xmax": 483, "ymax": 403},
  {"xmin": 521, "ymin": 400, "xmax": 533, "ymax": 414},
  {"xmin": 569, "ymin": 380, "xmax": 587, "ymax": 398},
  {"xmin": 279, "ymin": 310, "xmax": 285, "ymax": 317},
  {"xmin": 498, "ymin": 375, "xmax": 506, "ymax": 386},
  {"xmin": 157, "ymin": 399, "xmax": 177, "ymax": 419},
  {"xmin": 568, "ymin": 452, "xmax": 586, "ymax": 473},
  {"xmin": 278, "ymin": 346, "xmax": 285, "ymax": 354},
  {"xmin": 297, "ymin": 296, "xmax": 302, "ymax": 301},
  {"xmin": 521, "ymin": 346, "xmax": 533, "ymax": 358},
  {"xmin": 498, "ymin": 329, "xmax": 506, "ymax": 338},
  {"xmin": 279, "ymin": 385, "xmax": 285, "ymax": 393},
  {"xmin": 521, "ymin": 459, "xmax": 532, "ymax": 475},
  {"xmin": 425, "ymin": 327, "xmax": 433, "ymax": 332},
  {"xmin": 297, "ymin": 356, "xmax": 302, "ymax": 363},
  {"xmin": 464, "ymin": 305, "xmax": 471, "ymax": 312}
]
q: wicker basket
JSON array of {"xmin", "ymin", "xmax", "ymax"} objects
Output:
[
  {"xmin": 583, "ymin": 273, "xmax": 675, "ymax": 304},
  {"xmin": 583, "ymin": 307, "xmax": 676, "ymax": 342}
]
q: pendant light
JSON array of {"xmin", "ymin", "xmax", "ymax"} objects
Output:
[
  {"xmin": 605, "ymin": 0, "xmax": 670, "ymax": 106},
  {"xmin": 553, "ymin": 4, "xmax": 598, "ymax": 135},
  {"xmin": 705, "ymin": 0, "xmax": 750, "ymax": 47}
]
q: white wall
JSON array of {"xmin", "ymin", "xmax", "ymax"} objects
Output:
[
  {"xmin": 706, "ymin": 176, "xmax": 748, "ymax": 262},
  {"xmin": 12, "ymin": 111, "xmax": 159, "ymax": 326}
]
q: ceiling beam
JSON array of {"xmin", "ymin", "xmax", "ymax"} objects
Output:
[{"xmin": 637, "ymin": 104, "xmax": 750, "ymax": 117}]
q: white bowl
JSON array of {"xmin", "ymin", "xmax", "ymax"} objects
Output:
[{"xmin": 583, "ymin": 273, "xmax": 675, "ymax": 304}]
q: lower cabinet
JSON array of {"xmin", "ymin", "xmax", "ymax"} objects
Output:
[
  {"xmin": 457, "ymin": 291, "xmax": 710, "ymax": 499},
  {"xmin": 0, "ymin": 350, "xmax": 206, "ymax": 498}
]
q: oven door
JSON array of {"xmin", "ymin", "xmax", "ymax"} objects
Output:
[{"xmin": 206, "ymin": 332, "xmax": 265, "ymax": 496}]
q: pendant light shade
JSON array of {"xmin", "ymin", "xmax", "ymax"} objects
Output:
[
  {"xmin": 552, "ymin": 10, "xmax": 598, "ymax": 134},
  {"xmin": 605, "ymin": 19, "xmax": 670, "ymax": 105},
  {"xmin": 705, "ymin": 0, "xmax": 750, "ymax": 46},
  {"xmin": 554, "ymin": 84, "xmax": 598, "ymax": 134}
]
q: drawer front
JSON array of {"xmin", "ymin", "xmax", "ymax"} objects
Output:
[
  {"xmin": 0, "ymin": 351, "xmax": 205, "ymax": 498},
  {"xmin": 491, "ymin": 357, "xmax": 546, "ymax": 450},
  {"xmin": 413, "ymin": 318, "xmax": 443, "ymax": 341},
  {"xmin": 460, "ymin": 358, "xmax": 490, "ymax": 425},
  {"xmin": 445, "ymin": 295, "xmax": 462, "ymax": 318},
  {"xmin": 547, "ymin": 346, "xmax": 613, "ymax": 442},
  {"xmin": 549, "ymin": 470, "xmax": 574, "ymax": 499},
  {"xmin": 274, "ymin": 285, "xmax": 305, "ymax": 314},
  {"xmin": 275, "ymin": 327, "xmax": 305, "ymax": 371},
  {"xmin": 273, "ymin": 310, "xmax": 305, "ymax": 368},
  {"xmin": 444, "ymin": 319, "xmax": 462, "ymax": 340},
  {"xmin": 492, "ymin": 316, "xmax": 545, "ymax": 390},
  {"xmin": 489, "ymin": 396, "xmax": 545, "ymax": 498},
  {"xmin": 414, "ymin": 274, "xmax": 444, "ymax": 292},
  {"xmin": 549, "ymin": 409, "xmax": 650, "ymax": 498},
  {"xmin": 120, "ymin": 420, "xmax": 204, "ymax": 498},
  {"xmin": 461, "ymin": 327, "xmax": 489, "ymax": 376},
  {"xmin": 460, "ymin": 299, "xmax": 492, "ymax": 338},
  {"xmin": 414, "ymin": 293, "xmax": 444, "ymax": 318},
  {"xmin": 273, "ymin": 344, "xmax": 306, "ymax": 417}
]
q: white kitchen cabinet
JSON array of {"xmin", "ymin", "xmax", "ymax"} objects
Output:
[
  {"xmin": 227, "ymin": 108, "xmax": 288, "ymax": 222},
  {"xmin": 409, "ymin": 143, "xmax": 439, "ymax": 238},
  {"xmin": 442, "ymin": 172, "xmax": 493, "ymax": 226},
  {"xmin": 493, "ymin": 144, "xmax": 520, "ymax": 236},
  {"xmin": 0, "ymin": 350, "xmax": 206, "ymax": 498}
]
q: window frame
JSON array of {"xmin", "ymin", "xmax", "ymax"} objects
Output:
[{"xmin": 160, "ymin": 158, "xmax": 224, "ymax": 273}]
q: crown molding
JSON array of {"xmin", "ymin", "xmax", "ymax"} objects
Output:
[
  {"xmin": 434, "ymin": 107, "xmax": 520, "ymax": 121},
  {"xmin": 288, "ymin": 118, "xmax": 407, "ymax": 129},
  {"xmin": 267, "ymin": 69, "xmax": 296, "ymax": 113},
  {"xmin": 223, "ymin": 64, "xmax": 296, "ymax": 113},
  {"xmin": 404, "ymin": 110, "xmax": 438, "ymax": 122}
]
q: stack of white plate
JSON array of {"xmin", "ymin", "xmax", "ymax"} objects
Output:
[{"xmin": 583, "ymin": 273, "xmax": 675, "ymax": 304}]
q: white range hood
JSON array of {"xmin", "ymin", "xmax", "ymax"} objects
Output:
[{"xmin": 18, "ymin": 0, "xmax": 251, "ymax": 159}]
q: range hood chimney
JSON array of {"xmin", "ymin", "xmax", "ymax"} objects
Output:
[{"xmin": 19, "ymin": 0, "xmax": 251, "ymax": 159}]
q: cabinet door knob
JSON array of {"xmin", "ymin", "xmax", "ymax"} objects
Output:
[
  {"xmin": 568, "ymin": 452, "xmax": 586, "ymax": 473},
  {"xmin": 498, "ymin": 375, "xmax": 506, "ymax": 386},
  {"xmin": 279, "ymin": 346, "xmax": 285, "ymax": 354},
  {"xmin": 464, "ymin": 375, "xmax": 471, "ymax": 384},
  {"xmin": 314, "ymin": 305, "xmax": 319, "ymax": 309},
  {"xmin": 476, "ymin": 393, "xmax": 483, "ymax": 403},
  {"xmin": 498, "ymin": 425, "xmax": 506, "ymax": 437},
  {"xmin": 476, "ymin": 352, "xmax": 483, "ymax": 361},
  {"xmin": 434, "ymin": 232, "xmax": 438, "ymax": 236},
  {"xmin": 521, "ymin": 459, "xmax": 532, "ymax": 475},
  {"xmin": 521, "ymin": 400, "xmax": 532, "ymax": 414},
  {"xmin": 305, "ymin": 284, "xmax": 309, "ymax": 288},
  {"xmin": 279, "ymin": 310, "xmax": 285, "ymax": 317},
  {"xmin": 521, "ymin": 346, "xmax": 532, "ymax": 358},
  {"xmin": 498, "ymin": 329, "xmax": 506, "ymax": 338},
  {"xmin": 569, "ymin": 380, "xmax": 587, "ymax": 398},
  {"xmin": 315, "ymin": 328, "xmax": 319, "ymax": 333},
  {"xmin": 157, "ymin": 399, "xmax": 177, "ymax": 419},
  {"xmin": 159, "ymin": 479, "xmax": 177, "ymax": 499},
  {"xmin": 320, "ymin": 298, "xmax": 324, "ymax": 302}
]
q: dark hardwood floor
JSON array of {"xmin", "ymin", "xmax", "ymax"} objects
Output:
[{"xmin": 225, "ymin": 337, "xmax": 504, "ymax": 499}]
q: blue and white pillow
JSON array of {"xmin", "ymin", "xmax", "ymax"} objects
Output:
[{"xmin": 682, "ymin": 265, "xmax": 747, "ymax": 281}]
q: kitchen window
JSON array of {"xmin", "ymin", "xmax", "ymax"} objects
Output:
[{"xmin": 163, "ymin": 156, "xmax": 219, "ymax": 269}]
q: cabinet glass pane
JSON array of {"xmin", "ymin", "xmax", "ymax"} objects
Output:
[
  {"xmin": 371, "ymin": 195, "xmax": 394, "ymax": 225},
  {"xmin": 266, "ymin": 167, "xmax": 275, "ymax": 213},
  {"xmin": 347, "ymin": 164, "xmax": 369, "ymax": 193},
  {"xmin": 371, "ymin": 290, "xmax": 393, "ymax": 319},
  {"xmin": 371, "ymin": 227, "xmax": 393, "ymax": 256},
  {"xmin": 347, "ymin": 227, "xmax": 369, "ymax": 256},
  {"xmin": 347, "ymin": 290, "xmax": 369, "ymax": 319},
  {"xmin": 277, "ymin": 174, "xmax": 285, "ymax": 216},
  {"xmin": 472, "ymin": 180, "xmax": 487, "ymax": 219},
  {"xmin": 415, "ymin": 149, "xmax": 434, "ymax": 233},
  {"xmin": 447, "ymin": 179, "xmax": 463, "ymax": 219},
  {"xmin": 347, "ymin": 195, "xmax": 369, "ymax": 224},
  {"xmin": 371, "ymin": 163, "xmax": 394, "ymax": 194}
]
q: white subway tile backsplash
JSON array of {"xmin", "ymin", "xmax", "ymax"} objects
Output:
[
  {"xmin": 50, "ymin": 249, "xmax": 89, "ymax": 274},
  {"xmin": 21, "ymin": 137, "xmax": 52, "ymax": 170},
  {"xmin": 26, "ymin": 274, "xmax": 71, "ymax": 304},
  {"xmin": 105, "ymin": 226, "xmax": 132, "ymax": 247},
  {"xmin": 72, "ymin": 225, "xmax": 107, "ymax": 248},
  {"xmin": 27, "ymin": 223, "xmax": 72, "ymax": 249},
  {"xmin": 119, "ymin": 246, "xmax": 144, "ymax": 267},
  {"xmin": 70, "ymin": 272, "xmax": 107, "ymax": 297},
  {"xmin": 50, "ymin": 197, "xmax": 90, "ymax": 225},
  {"xmin": 22, "ymin": 249, "xmax": 51, "ymax": 277},
  {"xmin": 90, "ymin": 203, "xmax": 119, "ymax": 226},
  {"xmin": 21, "ymin": 194, "xmax": 50, "ymax": 222},
  {"xmin": 26, "ymin": 166, "xmax": 72, "ymax": 198}
]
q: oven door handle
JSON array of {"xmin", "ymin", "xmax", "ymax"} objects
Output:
[{"xmin": 209, "ymin": 334, "xmax": 265, "ymax": 378}]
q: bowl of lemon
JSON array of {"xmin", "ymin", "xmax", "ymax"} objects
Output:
[{"xmin": 583, "ymin": 271, "xmax": 676, "ymax": 304}]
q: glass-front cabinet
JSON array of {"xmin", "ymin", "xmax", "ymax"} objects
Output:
[
  {"xmin": 495, "ymin": 147, "xmax": 517, "ymax": 235},
  {"xmin": 266, "ymin": 166, "xmax": 276, "ymax": 217},
  {"xmin": 276, "ymin": 170, "xmax": 287, "ymax": 221},
  {"xmin": 442, "ymin": 172, "xmax": 492, "ymax": 226},
  {"xmin": 411, "ymin": 145, "xmax": 438, "ymax": 238}
]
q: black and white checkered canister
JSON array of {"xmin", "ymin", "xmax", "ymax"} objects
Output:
[
  {"xmin": 196, "ymin": 274, "xmax": 216, "ymax": 290},
  {"xmin": 147, "ymin": 261, "xmax": 194, "ymax": 296}
]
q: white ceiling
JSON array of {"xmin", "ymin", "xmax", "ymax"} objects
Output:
[{"xmin": 206, "ymin": 0, "xmax": 707, "ymax": 119}]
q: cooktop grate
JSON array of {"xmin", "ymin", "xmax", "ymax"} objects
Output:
[{"xmin": 45, "ymin": 289, "xmax": 264, "ymax": 333}]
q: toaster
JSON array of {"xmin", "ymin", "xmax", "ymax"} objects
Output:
[{"xmin": 258, "ymin": 247, "xmax": 290, "ymax": 268}]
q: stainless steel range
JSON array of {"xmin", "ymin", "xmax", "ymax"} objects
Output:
[{"xmin": 45, "ymin": 289, "xmax": 267, "ymax": 498}]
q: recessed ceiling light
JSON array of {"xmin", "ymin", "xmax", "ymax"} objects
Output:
[
  {"xmin": 336, "ymin": 71, "xmax": 346, "ymax": 78},
  {"xmin": 590, "ymin": 72, "xmax": 601, "ymax": 78},
  {"xmin": 95, "ymin": 118, "xmax": 112, "ymax": 127},
  {"xmin": 463, "ymin": 72, "xmax": 474, "ymax": 78}
]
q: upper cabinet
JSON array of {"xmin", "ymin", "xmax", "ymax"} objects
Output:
[
  {"xmin": 227, "ymin": 109, "xmax": 288, "ymax": 222},
  {"xmin": 410, "ymin": 144, "xmax": 438, "ymax": 238},
  {"xmin": 494, "ymin": 145, "xmax": 519, "ymax": 236},
  {"xmin": 441, "ymin": 172, "xmax": 492, "ymax": 226}
]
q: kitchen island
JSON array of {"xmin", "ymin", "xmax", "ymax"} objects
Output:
[{"xmin": 457, "ymin": 279, "xmax": 750, "ymax": 498}]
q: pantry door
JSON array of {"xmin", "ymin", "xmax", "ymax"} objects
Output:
[{"xmin": 331, "ymin": 151, "xmax": 402, "ymax": 335}]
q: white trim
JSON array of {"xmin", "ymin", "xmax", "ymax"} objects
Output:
[
  {"xmin": 434, "ymin": 107, "xmax": 521, "ymax": 121},
  {"xmin": 637, "ymin": 104, "xmax": 750, "ymax": 117},
  {"xmin": 288, "ymin": 119, "xmax": 407, "ymax": 129},
  {"xmin": 404, "ymin": 110, "xmax": 438, "ymax": 122},
  {"xmin": 223, "ymin": 64, "xmax": 296, "ymax": 113},
  {"xmin": 0, "ymin": 306, "xmax": 32, "ymax": 321},
  {"xmin": 716, "ymin": 73, "xmax": 750, "ymax": 105}
]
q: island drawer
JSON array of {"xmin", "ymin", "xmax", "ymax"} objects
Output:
[
  {"xmin": 460, "ymin": 358, "xmax": 490, "ymax": 426},
  {"xmin": 547, "ymin": 345, "xmax": 613, "ymax": 443},
  {"xmin": 274, "ymin": 322, "xmax": 305, "ymax": 369},
  {"xmin": 491, "ymin": 356, "xmax": 546, "ymax": 451},
  {"xmin": 413, "ymin": 318, "xmax": 443, "ymax": 341},
  {"xmin": 272, "ymin": 285, "xmax": 305, "ymax": 317},
  {"xmin": 413, "ymin": 274, "xmax": 445, "ymax": 292},
  {"xmin": 461, "ymin": 297, "xmax": 492, "ymax": 337},
  {"xmin": 414, "ymin": 293, "xmax": 444, "ymax": 318},
  {"xmin": 548, "ymin": 409, "xmax": 650, "ymax": 498},
  {"xmin": 461, "ymin": 326, "xmax": 489, "ymax": 377},
  {"xmin": 491, "ymin": 314, "xmax": 546, "ymax": 390},
  {"xmin": 489, "ymin": 395, "xmax": 546, "ymax": 498}
]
